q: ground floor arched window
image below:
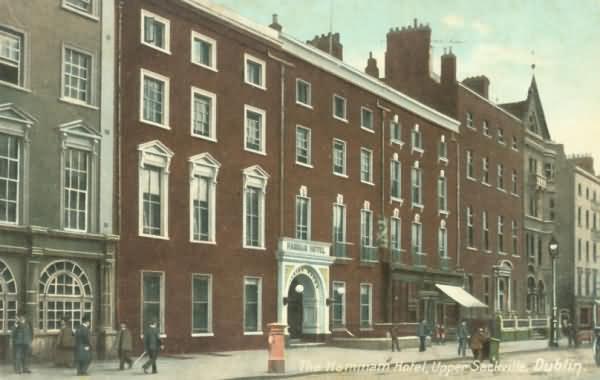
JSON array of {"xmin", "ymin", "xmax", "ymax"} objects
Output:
[
  {"xmin": 0, "ymin": 260, "xmax": 18, "ymax": 333},
  {"xmin": 38, "ymin": 260, "xmax": 93, "ymax": 331}
]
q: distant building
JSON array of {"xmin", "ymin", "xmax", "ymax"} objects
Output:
[{"xmin": 0, "ymin": 0, "xmax": 117, "ymax": 358}]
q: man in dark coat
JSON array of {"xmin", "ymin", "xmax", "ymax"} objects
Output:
[
  {"xmin": 142, "ymin": 321, "xmax": 163, "ymax": 374},
  {"xmin": 114, "ymin": 321, "xmax": 133, "ymax": 370},
  {"xmin": 457, "ymin": 320, "xmax": 469, "ymax": 357},
  {"xmin": 417, "ymin": 319, "xmax": 428, "ymax": 352},
  {"xmin": 12, "ymin": 313, "xmax": 33, "ymax": 374},
  {"xmin": 390, "ymin": 325, "xmax": 400, "ymax": 352},
  {"xmin": 470, "ymin": 327, "xmax": 489, "ymax": 365},
  {"xmin": 74, "ymin": 318, "xmax": 92, "ymax": 376},
  {"xmin": 54, "ymin": 317, "xmax": 74, "ymax": 367}
]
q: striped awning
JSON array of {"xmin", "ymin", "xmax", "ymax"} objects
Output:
[{"xmin": 435, "ymin": 284, "xmax": 488, "ymax": 308}]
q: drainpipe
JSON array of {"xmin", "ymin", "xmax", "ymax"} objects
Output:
[
  {"xmin": 455, "ymin": 133, "xmax": 461, "ymax": 270},
  {"xmin": 114, "ymin": 0, "xmax": 124, "ymax": 326},
  {"xmin": 377, "ymin": 100, "xmax": 391, "ymax": 323}
]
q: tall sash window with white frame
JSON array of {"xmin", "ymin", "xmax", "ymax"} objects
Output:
[
  {"xmin": 295, "ymin": 195, "xmax": 310, "ymax": 240},
  {"xmin": 64, "ymin": 148, "xmax": 89, "ymax": 231},
  {"xmin": 142, "ymin": 166, "xmax": 162, "ymax": 236},
  {"xmin": 192, "ymin": 176, "xmax": 210, "ymax": 241},
  {"xmin": 0, "ymin": 134, "xmax": 19, "ymax": 223}
]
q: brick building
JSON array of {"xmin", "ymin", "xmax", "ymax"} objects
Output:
[
  {"xmin": 116, "ymin": 0, "xmax": 464, "ymax": 353},
  {"xmin": 378, "ymin": 20, "xmax": 526, "ymax": 318}
]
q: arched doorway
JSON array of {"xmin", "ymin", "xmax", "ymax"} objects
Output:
[{"xmin": 287, "ymin": 273, "xmax": 318, "ymax": 338}]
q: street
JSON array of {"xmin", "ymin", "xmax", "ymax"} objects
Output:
[{"xmin": 296, "ymin": 348, "xmax": 599, "ymax": 380}]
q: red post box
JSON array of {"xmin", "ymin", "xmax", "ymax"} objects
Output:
[{"xmin": 267, "ymin": 323, "xmax": 287, "ymax": 373}]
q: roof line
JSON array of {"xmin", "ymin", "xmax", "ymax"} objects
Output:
[{"xmin": 458, "ymin": 83, "xmax": 522, "ymax": 123}]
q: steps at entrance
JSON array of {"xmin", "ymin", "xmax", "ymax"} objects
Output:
[{"xmin": 288, "ymin": 339, "xmax": 327, "ymax": 348}]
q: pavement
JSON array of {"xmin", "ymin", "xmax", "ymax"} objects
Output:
[{"xmin": 0, "ymin": 338, "xmax": 567, "ymax": 380}]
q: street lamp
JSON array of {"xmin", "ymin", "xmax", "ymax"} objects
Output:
[{"xmin": 548, "ymin": 236, "xmax": 559, "ymax": 348}]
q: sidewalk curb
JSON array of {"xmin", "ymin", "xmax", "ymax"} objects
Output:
[{"xmin": 225, "ymin": 345, "xmax": 571, "ymax": 380}]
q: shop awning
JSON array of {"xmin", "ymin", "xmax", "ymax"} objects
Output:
[{"xmin": 435, "ymin": 284, "xmax": 488, "ymax": 308}]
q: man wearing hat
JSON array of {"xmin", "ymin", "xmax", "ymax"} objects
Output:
[
  {"xmin": 142, "ymin": 320, "xmax": 163, "ymax": 374},
  {"xmin": 54, "ymin": 317, "xmax": 74, "ymax": 367},
  {"xmin": 12, "ymin": 313, "xmax": 33, "ymax": 374},
  {"xmin": 114, "ymin": 321, "xmax": 133, "ymax": 370},
  {"xmin": 74, "ymin": 317, "xmax": 92, "ymax": 376}
]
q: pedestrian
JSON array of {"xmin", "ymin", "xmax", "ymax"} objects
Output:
[
  {"xmin": 417, "ymin": 319, "xmax": 428, "ymax": 352},
  {"xmin": 470, "ymin": 327, "xmax": 488, "ymax": 367},
  {"xmin": 54, "ymin": 317, "xmax": 74, "ymax": 367},
  {"xmin": 567, "ymin": 322, "xmax": 575, "ymax": 347},
  {"xmin": 457, "ymin": 320, "xmax": 469, "ymax": 357},
  {"xmin": 12, "ymin": 313, "xmax": 33, "ymax": 374},
  {"xmin": 74, "ymin": 317, "xmax": 92, "ymax": 376},
  {"xmin": 142, "ymin": 320, "xmax": 163, "ymax": 374},
  {"xmin": 390, "ymin": 325, "xmax": 400, "ymax": 352},
  {"xmin": 114, "ymin": 321, "xmax": 133, "ymax": 370},
  {"xmin": 436, "ymin": 324, "xmax": 446, "ymax": 345}
]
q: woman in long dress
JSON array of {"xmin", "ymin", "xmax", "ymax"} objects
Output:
[{"xmin": 54, "ymin": 318, "xmax": 74, "ymax": 367}]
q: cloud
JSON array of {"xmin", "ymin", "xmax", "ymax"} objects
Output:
[
  {"xmin": 442, "ymin": 14, "xmax": 464, "ymax": 28},
  {"xmin": 471, "ymin": 20, "xmax": 491, "ymax": 36}
]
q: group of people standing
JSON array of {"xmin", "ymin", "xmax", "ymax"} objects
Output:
[{"xmin": 11, "ymin": 314, "xmax": 163, "ymax": 376}]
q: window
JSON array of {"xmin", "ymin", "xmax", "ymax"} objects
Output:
[
  {"xmin": 512, "ymin": 220, "xmax": 518, "ymax": 255},
  {"xmin": 438, "ymin": 135, "xmax": 447, "ymax": 160},
  {"xmin": 482, "ymin": 211, "xmax": 489, "ymax": 251},
  {"xmin": 482, "ymin": 120, "xmax": 490, "ymax": 136},
  {"xmin": 586, "ymin": 241, "xmax": 590, "ymax": 262},
  {"xmin": 497, "ymin": 164, "xmax": 504, "ymax": 190},
  {"xmin": 390, "ymin": 118, "xmax": 402, "ymax": 144},
  {"xmin": 466, "ymin": 112, "xmax": 473, "ymax": 129},
  {"xmin": 0, "ymin": 260, "xmax": 17, "ymax": 333},
  {"xmin": 483, "ymin": 276, "xmax": 490, "ymax": 306},
  {"xmin": 191, "ymin": 31, "xmax": 216, "ymax": 70},
  {"xmin": 529, "ymin": 158, "xmax": 538, "ymax": 174},
  {"xmin": 244, "ymin": 277, "xmax": 262, "ymax": 333},
  {"xmin": 138, "ymin": 140, "xmax": 173, "ymax": 238},
  {"xmin": 578, "ymin": 183, "xmax": 582, "ymax": 196},
  {"xmin": 411, "ymin": 163, "xmax": 422, "ymax": 206},
  {"xmin": 412, "ymin": 220, "xmax": 423, "ymax": 254},
  {"xmin": 359, "ymin": 284, "xmax": 372, "ymax": 328},
  {"xmin": 578, "ymin": 239, "xmax": 582, "ymax": 261},
  {"xmin": 191, "ymin": 87, "xmax": 216, "ymax": 140},
  {"xmin": 0, "ymin": 27, "xmax": 24, "ymax": 86},
  {"xmin": 466, "ymin": 206, "xmax": 474, "ymax": 248},
  {"xmin": 332, "ymin": 198, "xmax": 347, "ymax": 247},
  {"xmin": 544, "ymin": 163, "xmax": 553, "ymax": 179},
  {"xmin": 511, "ymin": 170, "xmax": 518, "ymax": 194},
  {"xmin": 586, "ymin": 210, "xmax": 590, "ymax": 229},
  {"xmin": 296, "ymin": 79, "xmax": 311, "ymax": 107},
  {"xmin": 38, "ymin": 261, "xmax": 93, "ymax": 332},
  {"xmin": 360, "ymin": 208, "xmax": 373, "ymax": 248},
  {"xmin": 142, "ymin": 272, "xmax": 165, "ymax": 333},
  {"xmin": 497, "ymin": 216, "xmax": 504, "ymax": 252},
  {"xmin": 482, "ymin": 157, "xmax": 489, "ymax": 184},
  {"xmin": 497, "ymin": 128, "xmax": 505, "ymax": 144},
  {"xmin": 140, "ymin": 69, "xmax": 169, "ymax": 128},
  {"xmin": 331, "ymin": 282, "xmax": 346, "ymax": 327},
  {"xmin": 244, "ymin": 53, "xmax": 266, "ymax": 89},
  {"xmin": 466, "ymin": 150, "xmax": 474, "ymax": 179},
  {"xmin": 141, "ymin": 167, "xmax": 163, "ymax": 236},
  {"xmin": 411, "ymin": 124, "xmax": 423, "ymax": 152},
  {"xmin": 438, "ymin": 225, "xmax": 447, "ymax": 258},
  {"xmin": 391, "ymin": 216, "xmax": 401, "ymax": 251},
  {"xmin": 63, "ymin": 0, "xmax": 95, "ymax": 16},
  {"xmin": 332, "ymin": 139, "xmax": 347, "ymax": 176},
  {"xmin": 141, "ymin": 9, "xmax": 170, "ymax": 53},
  {"xmin": 512, "ymin": 136, "xmax": 518, "ymax": 150},
  {"xmin": 243, "ymin": 166, "xmax": 269, "ymax": 249},
  {"xmin": 438, "ymin": 173, "xmax": 447, "ymax": 212},
  {"xmin": 0, "ymin": 134, "xmax": 20, "ymax": 224},
  {"xmin": 244, "ymin": 105, "xmax": 266, "ymax": 154},
  {"xmin": 390, "ymin": 157, "xmax": 401, "ymax": 200},
  {"xmin": 295, "ymin": 189, "xmax": 311, "ymax": 240},
  {"xmin": 361, "ymin": 107, "xmax": 374, "ymax": 131},
  {"xmin": 63, "ymin": 149, "xmax": 89, "ymax": 232},
  {"xmin": 62, "ymin": 47, "xmax": 92, "ymax": 104},
  {"xmin": 578, "ymin": 207, "xmax": 582, "ymax": 227},
  {"xmin": 360, "ymin": 148, "xmax": 373, "ymax": 184},
  {"xmin": 577, "ymin": 270, "xmax": 582, "ymax": 296},
  {"xmin": 295, "ymin": 126, "xmax": 311, "ymax": 166},
  {"xmin": 333, "ymin": 94, "xmax": 347, "ymax": 121},
  {"xmin": 189, "ymin": 153, "xmax": 220, "ymax": 243},
  {"xmin": 191, "ymin": 274, "xmax": 212, "ymax": 335}
]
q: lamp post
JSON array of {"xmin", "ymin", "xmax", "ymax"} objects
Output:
[{"xmin": 548, "ymin": 236, "xmax": 559, "ymax": 348}]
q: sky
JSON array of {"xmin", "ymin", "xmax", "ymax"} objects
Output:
[{"xmin": 213, "ymin": 0, "xmax": 600, "ymax": 173}]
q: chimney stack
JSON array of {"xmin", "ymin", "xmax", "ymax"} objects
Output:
[
  {"xmin": 441, "ymin": 47, "xmax": 456, "ymax": 86},
  {"xmin": 307, "ymin": 32, "xmax": 343, "ymax": 60},
  {"xmin": 462, "ymin": 75, "xmax": 490, "ymax": 99},
  {"xmin": 269, "ymin": 13, "xmax": 282, "ymax": 32},
  {"xmin": 365, "ymin": 52, "xmax": 379, "ymax": 78},
  {"xmin": 569, "ymin": 155, "xmax": 596, "ymax": 175}
]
